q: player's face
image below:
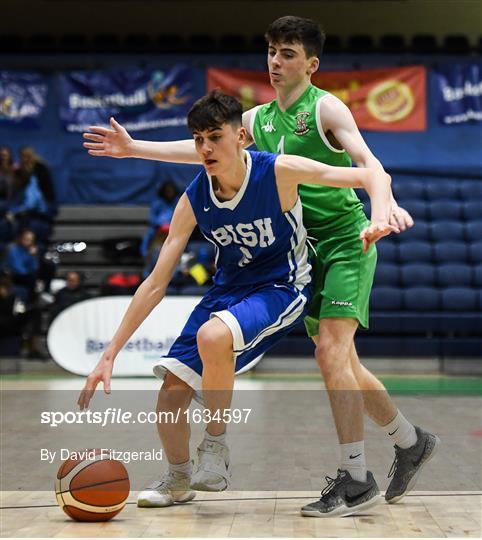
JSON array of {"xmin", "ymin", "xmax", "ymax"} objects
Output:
[
  {"xmin": 193, "ymin": 123, "xmax": 246, "ymax": 176},
  {"xmin": 267, "ymin": 41, "xmax": 319, "ymax": 89}
]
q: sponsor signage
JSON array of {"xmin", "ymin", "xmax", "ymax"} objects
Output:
[
  {"xmin": 47, "ymin": 296, "xmax": 200, "ymax": 376},
  {"xmin": 208, "ymin": 65, "xmax": 427, "ymax": 131},
  {"xmin": 58, "ymin": 66, "xmax": 197, "ymax": 132},
  {"xmin": 0, "ymin": 71, "xmax": 47, "ymax": 126},
  {"xmin": 434, "ymin": 63, "xmax": 482, "ymax": 124}
]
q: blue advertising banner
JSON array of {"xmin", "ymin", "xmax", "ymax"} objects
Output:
[
  {"xmin": 435, "ymin": 63, "xmax": 482, "ymax": 124},
  {"xmin": 0, "ymin": 72, "xmax": 48, "ymax": 126},
  {"xmin": 58, "ymin": 66, "xmax": 198, "ymax": 132}
]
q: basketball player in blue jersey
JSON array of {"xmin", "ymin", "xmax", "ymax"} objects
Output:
[{"xmin": 78, "ymin": 91, "xmax": 395, "ymax": 511}]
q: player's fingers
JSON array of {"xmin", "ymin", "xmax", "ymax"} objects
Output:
[
  {"xmin": 362, "ymin": 237, "xmax": 369, "ymax": 253},
  {"xmin": 83, "ymin": 133, "xmax": 105, "ymax": 142},
  {"xmin": 389, "ymin": 212, "xmax": 404, "ymax": 231},
  {"xmin": 110, "ymin": 116, "xmax": 125, "ymax": 133},
  {"xmin": 401, "ymin": 210, "xmax": 415, "ymax": 229},
  {"xmin": 88, "ymin": 150, "xmax": 107, "ymax": 156},
  {"xmin": 103, "ymin": 377, "xmax": 111, "ymax": 394},
  {"xmin": 77, "ymin": 389, "xmax": 91, "ymax": 410},
  {"xmin": 87, "ymin": 126, "xmax": 112, "ymax": 135},
  {"xmin": 83, "ymin": 142, "xmax": 105, "ymax": 150}
]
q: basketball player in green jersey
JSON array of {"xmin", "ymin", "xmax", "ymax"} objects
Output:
[{"xmin": 83, "ymin": 16, "xmax": 439, "ymax": 517}]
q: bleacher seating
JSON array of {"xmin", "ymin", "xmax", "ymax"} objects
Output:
[{"xmin": 361, "ymin": 175, "xmax": 482, "ymax": 357}]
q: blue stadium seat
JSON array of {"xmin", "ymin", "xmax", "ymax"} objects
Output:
[
  {"xmin": 430, "ymin": 221, "xmax": 465, "ymax": 242},
  {"xmin": 441, "ymin": 287, "xmax": 478, "ymax": 311},
  {"xmin": 393, "ymin": 181, "xmax": 425, "ymax": 201},
  {"xmin": 370, "ymin": 287, "xmax": 403, "ymax": 311},
  {"xmin": 404, "ymin": 287, "xmax": 440, "ymax": 311},
  {"xmin": 436, "ymin": 264, "xmax": 473, "ymax": 287},
  {"xmin": 428, "ymin": 201, "xmax": 462, "ymax": 221},
  {"xmin": 398, "ymin": 241, "xmax": 432, "ymax": 263},
  {"xmin": 469, "ymin": 242, "xmax": 482, "ymax": 263},
  {"xmin": 474, "ymin": 265, "xmax": 482, "ymax": 287},
  {"xmin": 398, "ymin": 221, "xmax": 429, "ymax": 241},
  {"xmin": 402, "ymin": 200, "xmax": 427, "ymax": 220},
  {"xmin": 400, "ymin": 263, "xmax": 435, "ymax": 287},
  {"xmin": 463, "ymin": 202, "xmax": 482, "ymax": 220},
  {"xmin": 433, "ymin": 241, "xmax": 468, "ymax": 263},
  {"xmin": 426, "ymin": 180, "xmax": 459, "ymax": 201},
  {"xmin": 374, "ymin": 263, "xmax": 400, "ymax": 286},
  {"xmin": 460, "ymin": 180, "xmax": 482, "ymax": 201},
  {"xmin": 376, "ymin": 241, "xmax": 398, "ymax": 262},
  {"xmin": 465, "ymin": 221, "xmax": 482, "ymax": 242}
]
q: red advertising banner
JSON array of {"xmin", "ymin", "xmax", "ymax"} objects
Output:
[{"xmin": 208, "ymin": 65, "xmax": 426, "ymax": 131}]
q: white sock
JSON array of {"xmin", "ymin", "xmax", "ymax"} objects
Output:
[
  {"xmin": 169, "ymin": 459, "xmax": 192, "ymax": 476},
  {"xmin": 383, "ymin": 410, "xmax": 417, "ymax": 449},
  {"xmin": 204, "ymin": 430, "xmax": 227, "ymax": 445},
  {"xmin": 340, "ymin": 441, "xmax": 367, "ymax": 482}
]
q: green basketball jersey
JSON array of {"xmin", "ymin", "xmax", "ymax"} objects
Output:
[{"xmin": 251, "ymin": 84, "xmax": 365, "ymax": 233}]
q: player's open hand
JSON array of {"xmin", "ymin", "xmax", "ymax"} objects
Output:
[
  {"xmin": 83, "ymin": 117, "xmax": 133, "ymax": 158},
  {"xmin": 389, "ymin": 203, "xmax": 414, "ymax": 232},
  {"xmin": 77, "ymin": 353, "xmax": 114, "ymax": 410},
  {"xmin": 359, "ymin": 221, "xmax": 399, "ymax": 253}
]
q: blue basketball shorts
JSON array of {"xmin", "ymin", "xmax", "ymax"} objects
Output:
[{"xmin": 153, "ymin": 281, "xmax": 311, "ymax": 391}]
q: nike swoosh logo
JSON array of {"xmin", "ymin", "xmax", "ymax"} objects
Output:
[
  {"xmin": 411, "ymin": 439, "xmax": 428, "ymax": 468},
  {"xmin": 389, "ymin": 428, "xmax": 399, "ymax": 436},
  {"xmin": 203, "ymin": 206, "xmax": 210, "ymax": 212},
  {"xmin": 345, "ymin": 486, "xmax": 373, "ymax": 505},
  {"xmin": 349, "ymin": 453, "xmax": 361, "ymax": 459}
]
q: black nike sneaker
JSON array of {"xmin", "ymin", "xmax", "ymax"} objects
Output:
[
  {"xmin": 385, "ymin": 426, "xmax": 440, "ymax": 504},
  {"xmin": 301, "ymin": 469, "xmax": 381, "ymax": 517}
]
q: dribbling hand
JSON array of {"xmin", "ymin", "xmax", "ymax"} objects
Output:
[
  {"xmin": 77, "ymin": 353, "xmax": 114, "ymax": 410},
  {"xmin": 83, "ymin": 117, "xmax": 133, "ymax": 158}
]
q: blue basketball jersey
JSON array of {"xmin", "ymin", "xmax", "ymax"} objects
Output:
[{"xmin": 185, "ymin": 150, "xmax": 311, "ymax": 289}]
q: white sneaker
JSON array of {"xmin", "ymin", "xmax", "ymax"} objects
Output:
[
  {"xmin": 137, "ymin": 470, "xmax": 196, "ymax": 507},
  {"xmin": 190, "ymin": 439, "xmax": 232, "ymax": 491}
]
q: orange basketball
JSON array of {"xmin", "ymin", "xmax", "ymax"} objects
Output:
[{"xmin": 55, "ymin": 449, "xmax": 130, "ymax": 522}]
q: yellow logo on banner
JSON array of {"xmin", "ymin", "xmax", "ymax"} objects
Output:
[{"xmin": 367, "ymin": 80, "xmax": 414, "ymax": 123}]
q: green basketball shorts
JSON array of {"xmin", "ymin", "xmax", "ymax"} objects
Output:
[{"xmin": 304, "ymin": 218, "xmax": 377, "ymax": 337}]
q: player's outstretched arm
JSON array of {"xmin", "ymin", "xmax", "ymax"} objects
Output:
[
  {"xmin": 275, "ymin": 154, "xmax": 398, "ymax": 252},
  {"xmin": 319, "ymin": 94, "xmax": 414, "ymax": 231},
  {"xmin": 77, "ymin": 194, "xmax": 196, "ymax": 409},
  {"xmin": 83, "ymin": 117, "xmax": 201, "ymax": 164}
]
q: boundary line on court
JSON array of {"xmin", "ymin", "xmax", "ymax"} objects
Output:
[{"xmin": 1, "ymin": 491, "xmax": 481, "ymax": 509}]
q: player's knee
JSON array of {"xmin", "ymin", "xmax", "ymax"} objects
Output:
[
  {"xmin": 197, "ymin": 319, "xmax": 233, "ymax": 362},
  {"xmin": 315, "ymin": 336, "xmax": 350, "ymax": 377}
]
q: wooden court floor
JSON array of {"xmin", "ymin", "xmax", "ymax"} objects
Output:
[{"xmin": 1, "ymin": 374, "xmax": 481, "ymax": 538}]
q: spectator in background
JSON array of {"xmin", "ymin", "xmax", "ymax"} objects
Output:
[
  {"xmin": 0, "ymin": 146, "xmax": 14, "ymax": 204},
  {"xmin": 49, "ymin": 271, "xmax": 90, "ymax": 322},
  {"xmin": 140, "ymin": 180, "xmax": 180, "ymax": 259},
  {"xmin": 0, "ymin": 274, "xmax": 29, "ymax": 357},
  {"xmin": 2, "ymin": 228, "xmax": 39, "ymax": 303},
  {"xmin": 0, "ymin": 147, "xmax": 15, "ymax": 244},
  {"xmin": 7, "ymin": 147, "xmax": 57, "ymax": 245}
]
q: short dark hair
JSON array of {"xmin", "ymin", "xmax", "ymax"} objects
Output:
[
  {"xmin": 265, "ymin": 16, "xmax": 325, "ymax": 58},
  {"xmin": 187, "ymin": 90, "xmax": 243, "ymax": 133}
]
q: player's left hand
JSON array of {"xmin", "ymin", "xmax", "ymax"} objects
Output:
[
  {"xmin": 360, "ymin": 222, "xmax": 399, "ymax": 253},
  {"xmin": 389, "ymin": 203, "xmax": 414, "ymax": 232}
]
